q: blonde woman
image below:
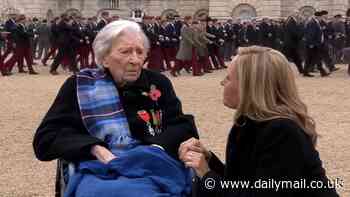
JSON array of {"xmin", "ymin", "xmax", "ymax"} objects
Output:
[{"xmin": 179, "ymin": 46, "xmax": 339, "ymax": 197}]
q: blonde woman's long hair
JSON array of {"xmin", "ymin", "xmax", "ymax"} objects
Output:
[{"xmin": 233, "ymin": 46, "xmax": 317, "ymax": 146}]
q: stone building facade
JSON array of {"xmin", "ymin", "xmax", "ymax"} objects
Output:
[{"xmin": 1, "ymin": 0, "xmax": 350, "ymax": 21}]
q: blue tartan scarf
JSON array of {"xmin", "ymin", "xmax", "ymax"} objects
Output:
[{"xmin": 76, "ymin": 68, "xmax": 140, "ymax": 148}]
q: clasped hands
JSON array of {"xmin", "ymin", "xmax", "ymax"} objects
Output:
[{"xmin": 178, "ymin": 137, "xmax": 211, "ymax": 178}]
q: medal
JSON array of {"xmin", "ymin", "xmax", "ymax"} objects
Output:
[{"xmin": 137, "ymin": 110, "xmax": 155, "ymax": 136}]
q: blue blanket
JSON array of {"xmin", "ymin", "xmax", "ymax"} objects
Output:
[{"xmin": 64, "ymin": 146, "xmax": 192, "ymax": 197}]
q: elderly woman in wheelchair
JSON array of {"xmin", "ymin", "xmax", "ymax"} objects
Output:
[{"xmin": 33, "ymin": 20, "xmax": 198, "ymax": 197}]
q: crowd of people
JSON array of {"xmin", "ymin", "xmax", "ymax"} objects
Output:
[{"xmin": 1, "ymin": 10, "xmax": 350, "ymax": 77}]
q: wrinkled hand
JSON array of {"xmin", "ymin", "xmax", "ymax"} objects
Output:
[
  {"xmin": 182, "ymin": 150, "xmax": 210, "ymax": 178},
  {"xmin": 91, "ymin": 145, "xmax": 116, "ymax": 164},
  {"xmin": 178, "ymin": 138, "xmax": 211, "ymax": 177}
]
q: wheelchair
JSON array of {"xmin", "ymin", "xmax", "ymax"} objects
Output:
[{"xmin": 55, "ymin": 158, "xmax": 200, "ymax": 197}]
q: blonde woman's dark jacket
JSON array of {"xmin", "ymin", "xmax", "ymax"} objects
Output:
[{"xmin": 198, "ymin": 117, "xmax": 339, "ymax": 197}]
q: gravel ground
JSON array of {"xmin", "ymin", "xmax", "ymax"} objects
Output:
[{"xmin": 0, "ymin": 64, "xmax": 349, "ymax": 196}]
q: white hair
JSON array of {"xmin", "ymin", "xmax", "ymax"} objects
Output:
[{"xmin": 92, "ymin": 20, "xmax": 150, "ymax": 67}]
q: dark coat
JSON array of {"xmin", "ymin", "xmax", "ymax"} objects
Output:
[
  {"xmin": 246, "ymin": 25, "xmax": 260, "ymax": 46},
  {"xmin": 33, "ymin": 69, "xmax": 198, "ymax": 163},
  {"xmin": 304, "ymin": 18, "xmax": 323, "ymax": 47},
  {"xmin": 165, "ymin": 23, "xmax": 179, "ymax": 47},
  {"xmin": 13, "ymin": 23, "xmax": 33, "ymax": 46},
  {"xmin": 198, "ymin": 117, "xmax": 339, "ymax": 197},
  {"xmin": 284, "ymin": 17, "xmax": 303, "ymax": 48},
  {"xmin": 4, "ymin": 19, "xmax": 17, "ymax": 40},
  {"xmin": 176, "ymin": 25, "xmax": 194, "ymax": 61},
  {"xmin": 56, "ymin": 21, "xmax": 74, "ymax": 47},
  {"xmin": 37, "ymin": 23, "xmax": 51, "ymax": 46},
  {"xmin": 96, "ymin": 19, "xmax": 108, "ymax": 31},
  {"xmin": 260, "ymin": 22, "xmax": 275, "ymax": 47}
]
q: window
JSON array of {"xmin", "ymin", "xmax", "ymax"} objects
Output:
[{"xmin": 109, "ymin": 0, "xmax": 119, "ymax": 9}]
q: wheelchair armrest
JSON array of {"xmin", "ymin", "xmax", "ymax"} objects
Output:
[{"xmin": 55, "ymin": 159, "xmax": 76, "ymax": 197}]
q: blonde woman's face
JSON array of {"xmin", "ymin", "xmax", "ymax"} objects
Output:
[
  {"xmin": 221, "ymin": 60, "xmax": 240, "ymax": 109},
  {"xmin": 102, "ymin": 32, "xmax": 146, "ymax": 85}
]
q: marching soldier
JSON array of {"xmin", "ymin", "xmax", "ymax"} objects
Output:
[
  {"xmin": 144, "ymin": 16, "xmax": 165, "ymax": 72},
  {"xmin": 284, "ymin": 13, "xmax": 304, "ymax": 74},
  {"xmin": 303, "ymin": 12, "xmax": 329, "ymax": 77},
  {"xmin": 158, "ymin": 19, "xmax": 171, "ymax": 70},
  {"xmin": 0, "ymin": 30, "xmax": 11, "ymax": 76},
  {"xmin": 260, "ymin": 17, "xmax": 275, "ymax": 48},
  {"xmin": 274, "ymin": 19, "xmax": 285, "ymax": 52},
  {"xmin": 73, "ymin": 16, "xmax": 90, "ymax": 69},
  {"xmin": 194, "ymin": 20, "xmax": 215, "ymax": 74},
  {"xmin": 6, "ymin": 14, "xmax": 38, "ymax": 74},
  {"xmin": 231, "ymin": 19, "xmax": 241, "ymax": 55},
  {"xmin": 164, "ymin": 16, "xmax": 179, "ymax": 70},
  {"xmin": 41, "ymin": 17, "xmax": 60, "ymax": 66},
  {"xmin": 36, "ymin": 19, "xmax": 51, "ymax": 60},
  {"xmin": 246, "ymin": 20, "xmax": 260, "ymax": 46},
  {"xmin": 28, "ymin": 17, "xmax": 39, "ymax": 60},
  {"xmin": 49, "ymin": 14, "xmax": 77, "ymax": 75},
  {"xmin": 223, "ymin": 19, "xmax": 234, "ymax": 61},
  {"xmin": 173, "ymin": 16, "xmax": 194, "ymax": 77},
  {"xmin": 319, "ymin": 11, "xmax": 338, "ymax": 72},
  {"xmin": 174, "ymin": 15, "xmax": 183, "ymax": 42},
  {"xmin": 332, "ymin": 14, "xmax": 346, "ymax": 63},
  {"xmin": 86, "ymin": 17, "xmax": 98, "ymax": 68},
  {"xmin": 2, "ymin": 14, "xmax": 17, "ymax": 74},
  {"xmin": 96, "ymin": 11, "xmax": 110, "ymax": 31},
  {"xmin": 207, "ymin": 18, "xmax": 226, "ymax": 69}
]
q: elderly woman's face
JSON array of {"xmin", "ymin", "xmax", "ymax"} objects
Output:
[
  {"xmin": 221, "ymin": 59, "xmax": 240, "ymax": 109},
  {"xmin": 103, "ymin": 31, "xmax": 146, "ymax": 85}
]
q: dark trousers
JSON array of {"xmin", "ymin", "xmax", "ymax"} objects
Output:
[
  {"xmin": 37, "ymin": 41, "xmax": 50, "ymax": 59},
  {"xmin": 6, "ymin": 45, "xmax": 35, "ymax": 72},
  {"xmin": 0, "ymin": 48, "xmax": 5, "ymax": 74},
  {"xmin": 191, "ymin": 47, "xmax": 202, "ymax": 76},
  {"xmin": 208, "ymin": 44, "xmax": 225, "ymax": 68},
  {"xmin": 173, "ymin": 59, "xmax": 191, "ymax": 73},
  {"xmin": 163, "ymin": 47, "xmax": 177, "ymax": 69},
  {"xmin": 17, "ymin": 45, "xmax": 34, "ymax": 69},
  {"xmin": 198, "ymin": 55, "xmax": 211, "ymax": 72},
  {"xmin": 304, "ymin": 46, "xmax": 327, "ymax": 75},
  {"xmin": 50, "ymin": 46, "xmax": 77, "ymax": 72},
  {"xmin": 88, "ymin": 44, "xmax": 96, "ymax": 67},
  {"xmin": 318, "ymin": 42, "xmax": 335, "ymax": 70},
  {"xmin": 284, "ymin": 46, "xmax": 303, "ymax": 74},
  {"xmin": 4, "ymin": 45, "xmax": 21, "ymax": 72},
  {"xmin": 77, "ymin": 45, "xmax": 89, "ymax": 69},
  {"xmin": 223, "ymin": 40, "xmax": 233, "ymax": 61},
  {"xmin": 42, "ymin": 45, "xmax": 58, "ymax": 64},
  {"xmin": 147, "ymin": 45, "xmax": 164, "ymax": 72},
  {"xmin": 2, "ymin": 39, "xmax": 14, "ymax": 60}
]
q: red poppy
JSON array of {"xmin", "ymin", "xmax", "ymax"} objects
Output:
[
  {"xmin": 137, "ymin": 110, "xmax": 150, "ymax": 122},
  {"xmin": 149, "ymin": 89, "xmax": 162, "ymax": 101}
]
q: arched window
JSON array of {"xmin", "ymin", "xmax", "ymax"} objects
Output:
[
  {"xmin": 299, "ymin": 6, "xmax": 316, "ymax": 18},
  {"xmin": 232, "ymin": 3, "xmax": 257, "ymax": 20},
  {"xmin": 65, "ymin": 8, "xmax": 82, "ymax": 17},
  {"xmin": 193, "ymin": 9, "xmax": 209, "ymax": 21},
  {"xmin": 161, "ymin": 9, "xmax": 179, "ymax": 19}
]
